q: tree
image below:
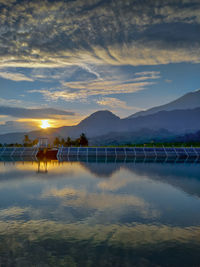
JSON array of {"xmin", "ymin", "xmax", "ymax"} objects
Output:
[
  {"xmin": 23, "ymin": 134, "xmax": 32, "ymax": 147},
  {"xmin": 65, "ymin": 137, "xmax": 72, "ymax": 147},
  {"xmin": 53, "ymin": 137, "xmax": 60, "ymax": 147},
  {"xmin": 60, "ymin": 138, "xmax": 65, "ymax": 146},
  {"xmin": 79, "ymin": 133, "xmax": 88, "ymax": 146}
]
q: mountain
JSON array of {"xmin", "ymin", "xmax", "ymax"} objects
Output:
[
  {"xmin": 1, "ymin": 106, "xmax": 200, "ymax": 145},
  {"xmin": 90, "ymin": 128, "xmax": 173, "ymax": 146},
  {"xmin": 58, "ymin": 110, "xmax": 121, "ymax": 138},
  {"xmin": 127, "ymin": 89, "xmax": 200, "ymax": 118},
  {"xmin": 122, "ymin": 108, "xmax": 200, "ymax": 133},
  {"xmin": 57, "ymin": 108, "xmax": 200, "ymax": 139},
  {"xmin": 0, "ymin": 110, "xmax": 121, "ymax": 144}
]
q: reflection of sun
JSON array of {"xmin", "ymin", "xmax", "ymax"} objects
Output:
[{"xmin": 40, "ymin": 120, "xmax": 50, "ymax": 129}]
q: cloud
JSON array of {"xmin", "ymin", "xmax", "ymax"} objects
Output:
[
  {"xmin": 30, "ymin": 70, "xmax": 160, "ymax": 102},
  {"xmin": 0, "ymin": 98, "xmax": 21, "ymax": 106},
  {"xmin": 165, "ymin": 79, "xmax": 172, "ymax": 83},
  {"xmin": 0, "ymin": 0, "xmax": 200, "ymax": 69},
  {"xmin": 0, "ymin": 70, "xmax": 33, "ymax": 81},
  {"xmin": 96, "ymin": 97, "xmax": 134, "ymax": 110},
  {"xmin": 0, "ymin": 106, "xmax": 75, "ymax": 118},
  {"xmin": 31, "ymin": 81, "xmax": 154, "ymax": 101},
  {"xmin": 0, "ymin": 120, "xmax": 37, "ymax": 134},
  {"xmin": 135, "ymin": 71, "xmax": 161, "ymax": 77}
]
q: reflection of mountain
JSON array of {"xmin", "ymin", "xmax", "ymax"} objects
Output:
[
  {"xmin": 124, "ymin": 163, "xmax": 200, "ymax": 198},
  {"xmin": 79, "ymin": 161, "xmax": 200, "ymax": 199},
  {"xmin": 80, "ymin": 162, "xmax": 121, "ymax": 178},
  {"xmin": 1, "ymin": 158, "xmax": 200, "ymax": 199}
]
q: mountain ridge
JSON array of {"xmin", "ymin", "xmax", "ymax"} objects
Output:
[
  {"xmin": 127, "ymin": 89, "xmax": 200, "ymax": 118},
  {"xmin": 1, "ymin": 90, "xmax": 200, "ymax": 144},
  {"xmin": 0, "ymin": 107, "xmax": 200, "ymax": 144}
]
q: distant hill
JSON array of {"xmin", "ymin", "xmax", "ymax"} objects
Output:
[
  {"xmin": 127, "ymin": 89, "xmax": 200, "ymax": 119},
  {"xmin": 122, "ymin": 108, "xmax": 200, "ymax": 133},
  {"xmin": 90, "ymin": 128, "xmax": 174, "ymax": 146}
]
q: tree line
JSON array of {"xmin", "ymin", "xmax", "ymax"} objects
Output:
[
  {"xmin": 0, "ymin": 133, "xmax": 89, "ymax": 147},
  {"xmin": 53, "ymin": 133, "xmax": 88, "ymax": 147}
]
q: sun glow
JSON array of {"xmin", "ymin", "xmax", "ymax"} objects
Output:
[{"xmin": 40, "ymin": 120, "xmax": 50, "ymax": 129}]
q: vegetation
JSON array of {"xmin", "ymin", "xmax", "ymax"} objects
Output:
[
  {"xmin": 0, "ymin": 131, "xmax": 200, "ymax": 147},
  {"xmin": 117, "ymin": 142, "xmax": 200, "ymax": 147},
  {"xmin": 0, "ymin": 133, "xmax": 89, "ymax": 147},
  {"xmin": 23, "ymin": 135, "xmax": 39, "ymax": 147},
  {"xmin": 53, "ymin": 133, "xmax": 89, "ymax": 147}
]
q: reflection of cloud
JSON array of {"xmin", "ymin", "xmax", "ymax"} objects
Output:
[
  {"xmin": 42, "ymin": 187, "xmax": 78, "ymax": 198},
  {"xmin": 0, "ymin": 220, "xmax": 200, "ymax": 249},
  {"xmin": 42, "ymin": 186, "xmax": 159, "ymax": 220},
  {"xmin": 0, "ymin": 207, "xmax": 29, "ymax": 219},
  {"xmin": 98, "ymin": 175, "xmax": 133, "ymax": 191},
  {"xmin": 97, "ymin": 166, "xmax": 148, "ymax": 191},
  {"xmin": 0, "ymin": 0, "xmax": 16, "ymax": 6}
]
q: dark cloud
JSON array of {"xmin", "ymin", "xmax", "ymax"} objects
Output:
[
  {"xmin": 0, "ymin": 106, "xmax": 75, "ymax": 118},
  {"xmin": 0, "ymin": 0, "xmax": 200, "ymax": 67},
  {"xmin": 0, "ymin": 120, "xmax": 35, "ymax": 134}
]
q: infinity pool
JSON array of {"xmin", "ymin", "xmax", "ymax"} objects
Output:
[{"xmin": 0, "ymin": 160, "xmax": 200, "ymax": 266}]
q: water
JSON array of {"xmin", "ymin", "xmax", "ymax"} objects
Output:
[{"xmin": 0, "ymin": 159, "xmax": 200, "ymax": 266}]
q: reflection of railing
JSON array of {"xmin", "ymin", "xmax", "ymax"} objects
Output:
[
  {"xmin": 57, "ymin": 147, "xmax": 200, "ymax": 159},
  {"xmin": 58, "ymin": 156, "xmax": 200, "ymax": 164},
  {"xmin": 0, "ymin": 155, "xmax": 199, "ymax": 165}
]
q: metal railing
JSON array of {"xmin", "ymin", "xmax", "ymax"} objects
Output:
[
  {"xmin": 0, "ymin": 147, "xmax": 39, "ymax": 157},
  {"xmin": 0, "ymin": 146, "xmax": 199, "ymax": 160},
  {"xmin": 57, "ymin": 146, "xmax": 200, "ymax": 159}
]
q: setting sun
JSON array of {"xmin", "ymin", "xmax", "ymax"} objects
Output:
[{"xmin": 40, "ymin": 120, "xmax": 50, "ymax": 129}]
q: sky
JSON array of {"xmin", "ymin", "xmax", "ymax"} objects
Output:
[{"xmin": 0, "ymin": 0, "xmax": 200, "ymax": 134}]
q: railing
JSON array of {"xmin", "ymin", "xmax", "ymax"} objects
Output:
[
  {"xmin": 0, "ymin": 146, "xmax": 199, "ymax": 160},
  {"xmin": 0, "ymin": 147, "xmax": 39, "ymax": 157},
  {"xmin": 57, "ymin": 146, "xmax": 200, "ymax": 159}
]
